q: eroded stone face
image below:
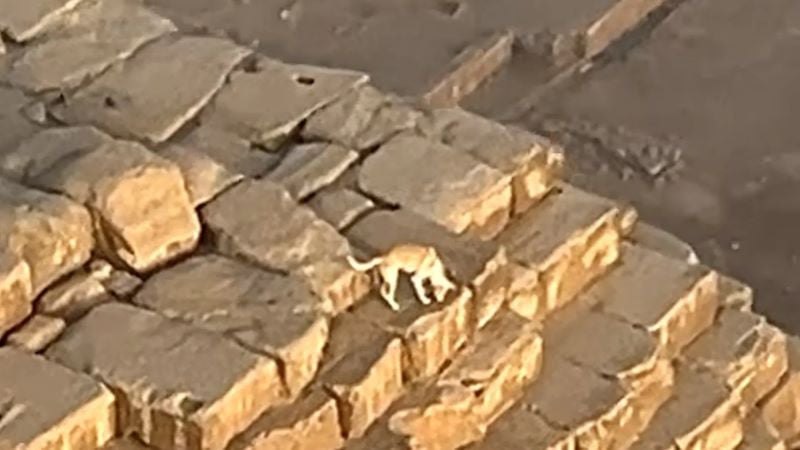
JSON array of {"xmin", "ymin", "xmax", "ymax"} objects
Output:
[
  {"xmin": 0, "ymin": 0, "xmax": 85, "ymax": 42},
  {"xmin": 7, "ymin": 0, "xmax": 176, "ymax": 92},
  {"xmin": 158, "ymin": 144, "xmax": 244, "ymax": 208},
  {"xmin": 201, "ymin": 179, "xmax": 350, "ymax": 273},
  {"xmin": 307, "ymin": 188, "xmax": 375, "ymax": 231},
  {"xmin": 358, "ymin": 134, "xmax": 512, "ymax": 238},
  {"xmin": 0, "ymin": 250, "xmax": 33, "ymax": 337},
  {"xmin": 46, "ymin": 302, "xmax": 286, "ymax": 450},
  {"xmin": 0, "ymin": 87, "xmax": 40, "ymax": 156},
  {"xmin": 5, "ymin": 314, "xmax": 66, "ymax": 352},
  {"xmin": 0, "ymin": 347, "xmax": 116, "ymax": 450},
  {"xmin": 179, "ymin": 125, "xmax": 281, "ymax": 178},
  {"xmin": 51, "ymin": 35, "xmax": 250, "ymax": 143},
  {"xmin": 265, "ymin": 142, "xmax": 358, "ymax": 201},
  {"xmin": 133, "ymin": 254, "xmax": 330, "ymax": 396},
  {"xmin": 201, "ymin": 56, "xmax": 368, "ymax": 147}
]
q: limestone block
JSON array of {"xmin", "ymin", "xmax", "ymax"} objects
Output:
[
  {"xmin": 631, "ymin": 221, "xmax": 699, "ymax": 265},
  {"xmin": 5, "ymin": 314, "xmax": 65, "ymax": 352},
  {"xmin": 7, "ymin": 0, "xmax": 175, "ymax": 92},
  {"xmin": 265, "ymin": 142, "xmax": 357, "ymax": 201},
  {"xmin": 307, "ymin": 188, "xmax": 375, "ymax": 230},
  {"xmin": 760, "ymin": 337, "xmax": 800, "ymax": 443},
  {"xmin": 737, "ymin": 413, "xmax": 787, "ymax": 450},
  {"xmin": 719, "ymin": 274, "xmax": 754, "ymax": 311},
  {"xmin": 359, "ymin": 134, "xmax": 513, "ymax": 239},
  {"xmin": 179, "ymin": 125, "xmax": 281, "ymax": 177},
  {"xmin": 0, "ymin": 347, "xmax": 116, "ymax": 450},
  {"xmin": 0, "ymin": 87, "xmax": 40, "ymax": 154},
  {"xmin": 52, "ymin": 35, "xmax": 250, "ymax": 143},
  {"xmin": 0, "ymin": 250, "xmax": 33, "ymax": 337},
  {"xmin": 35, "ymin": 263, "xmax": 115, "ymax": 322},
  {"xmin": 201, "ymin": 56, "xmax": 367, "ymax": 147},
  {"xmin": 296, "ymin": 257, "xmax": 372, "ymax": 314},
  {"xmin": 133, "ymin": 254, "xmax": 329, "ymax": 397},
  {"xmin": 101, "ymin": 437, "xmax": 154, "ymax": 450},
  {"xmin": 46, "ymin": 303, "xmax": 286, "ymax": 450},
  {"xmin": 0, "ymin": 0, "xmax": 85, "ymax": 42},
  {"xmin": 159, "ymin": 144, "xmax": 244, "ymax": 207}
]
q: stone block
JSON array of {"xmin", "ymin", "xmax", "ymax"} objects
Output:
[
  {"xmin": 719, "ymin": 274, "xmax": 754, "ymax": 312},
  {"xmin": 420, "ymin": 107, "xmax": 564, "ymax": 214},
  {"xmin": 265, "ymin": 142, "xmax": 358, "ymax": 201},
  {"xmin": 20, "ymin": 131, "xmax": 201, "ymax": 273},
  {"xmin": 201, "ymin": 56, "xmax": 367, "ymax": 147},
  {"xmin": 737, "ymin": 413, "xmax": 787, "ymax": 450},
  {"xmin": 683, "ymin": 309, "xmax": 788, "ymax": 407},
  {"xmin": 159, "ymin": 144, "xmax": 244, "ymax": 207},
  {"xmin": 359, "ymin": 134, "xmax": 513, "ymax": 238},
  {"xmin": 461, "ymin": 405, "xmax": 566, "ymax": 450},
  {"xmin": 35, "ymin": 263, "xmax": 114, "ymax": 322},
  {"xmin": 346, "ymin": 209, "xmax": 510, "ymax": 328},
  {"xmin": 5, "ymin": 314, "xmax": 65, "ymax": 352},
  {"xmin": 7, "ymin": 0, "xmax": 175, "ymax": 92},
  {"xmin": 101, "ymin": 437, "xmax": 154, "ymax": 450},
  {"xmin": 0, "ymin": 176, "xmax": 94, "ymax": 299},
  {"xmin": 0, "ymin": 0, "xmax": 85, "ymax": 42},
  {"xmin": 302, "ymin": 84, "xmax": 423, "ymax": 152},
  {"xmin": 179, "ymin": 125, "xmax": 281, "ymax": 178},
  {"xmin": 630, "ymin": 221, "xmax": 699, "ymax": 265},
  {"xmin": 202, "ymin": 178, "xmax": 350, "ymax": 272},
  {"xmin": 760, "ymin": 337, "xmax": 800, "ymax": 443},
  {"xmin": 46, "ymin": 303, "xmax": 286, "ymax": 450},
  {"xmin": 352, "ymin": 284, "xmax": 473, "ymax": 381},
  {"xmin": 0, "ymin": 347, "xmax": 116, "ymax": 450},
  {"xmin": 389, "ymin": 309, "xmax": 543, "ymax": 449},
  {"xmin": 497, "ymin": 184, "xmax": 633, "ymax": 319},
  {"xmin": 0, "ymin": 87, "xmax": 40, "ymax": 154},
  {"xmin": 318, "ymin": 313, "xmax": 404, "ymax": 439},
  {"xmin": 226, "ymin": 389, "xmax": 344, "ymax": 450},
  {"xmin": 307, "ymin": 188, "xmax": 375, "ymax": 230},
  {"xmin": 133, "ymin": 254, "xmax": 329, "ymax": 397},
  {"xmin": 629, "ymin": 365, "xmax": 744, "ymax": 450},
  {"xmin": 296, "ymin": 257, "xmax": 372, "ymax": 314},
  {"xmin": 598, "ymin": 243, "xmax": 720, "ymax": 358},
  {"xmin": 52, "ymin": 35, "xmax": 250, "ymax": 143},
  {"xmin": 0, "ymin": 250, "xmax": 33, "ymax": 337}
]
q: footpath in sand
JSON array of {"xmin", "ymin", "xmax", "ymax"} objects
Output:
[{"xmin": 1, "ymin": 0, "xmax": 800, "ymax": 450}]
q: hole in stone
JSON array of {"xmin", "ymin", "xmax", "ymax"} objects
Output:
[
  {"xmin": 265, "ymin": 298, "xmax": 279, "ymax": 306},
  {"xmin": 104, "ymin": 96, "xmax": 117, "ymax": 108},
  {"xmin": 294, "ymin": 75, "xmax": 315, "ymax": 86}
]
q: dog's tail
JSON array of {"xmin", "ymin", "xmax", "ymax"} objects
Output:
[{"xmin": 347, "ymin": 254, "xmax": 384, "ymax": 272}]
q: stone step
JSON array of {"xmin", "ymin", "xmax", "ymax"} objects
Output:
[
  {"xmin": 760, "ymin": 336, "xmax": 800, "ymax": 446},
  {"xmin": 0, "ymin": 346, "xmax": 116, "ymax": 450},
  {"xmin": 736, "ymin": 411, "xmax": 787, "ymax": 450}
]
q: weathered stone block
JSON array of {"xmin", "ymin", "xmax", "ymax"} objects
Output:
[
  {"xmin": 21, "ymin": 132, "xmax": 201, "ymax": 272},
  {"xmin": 52, "ymin": 35, "xmax": 250, "ymax": 143},
  {"xmin": 101, "ymin": 437, "xmax": 154, "ymax": 450},
  {"xmin": 0, "ymin": 250, "xmax": 33, "ymax": 337},
  {"xmin": 0, "ymin": 87, "xmax": 40, "ymax": 154},
  {"xmin": 307, "ymin": 188, "xmax": 375, "ymax": 230},
  {"xmin": 0, "ymin": 0, "xmax": 85, "ymax": 42},
  {"xmin": 346, "ymin": 209, "xmax": 509, "ymax": 329},
  {"xmin": 179, "ymin": 125, "xmax": 281, "ymax": 178},
  {"xmin": 737, "ymin": 413, "xmax": 787, "ymax": 450},
  {"xmin": 0, "ymin": 176, "xmax": 94, "ymax": 299},
  {"xmin": 35, "ymin": 263, "xmax": 114, "ymax": 322},
  {"xmin": 46, "ymin": 303, "xmax": 286, "ymax": 450},
  {"xmin": 630, "ymin": 221, "xmax": 699, "ymax": 265},
  {"xmin": 7, "ymin": 0, "xmax": 175, "ymax": 92},
  {"xmin": 319, "ymin": 313, "xmax": 404, "ymax": 439},
  {"xmin": 719, "ymin": 274, "xmax": 754, "ymax": 312},
  {"xmin": 201, "ymin": 56, "xmax": 367, "ymax": 147},
  {"xmin": 683, "ymin": 309, "xmax": 788, "ymax": 408},
  {"xmin": 296, "ymin": 257, "xmax": 372, "ymax": 314},
  {"xmin": 599, "ymin": 243, "xmax": 720, "ymax": 358},
  {"xmin": 760, "ymin": 337, "xmax": 800, "ymax": 443},
  {"xmin": 5, "ymin": 314, "xmax": 65, "ymax": 352},
  {"xmin": 201, "ymin": 179, "xmax": 350, "ymax": 273},
  {"xmin": 302, "ymin": 84, "xmax": 423, "ymax": 152},
  {"xmin": 159, "ymin": 144, "xmax": 243, "ymax": 207},
  {"xmin": 227, "ymin": 389, "xmax": 344, "ymax": 450},
  {"xmin": 133, "ymin": 254, "xmax": 329, "ymax": 397},
  {"xmin": 0, "ymin": 347, "xmax": 116, "ymax": 450},
  {"xmin": 359, "ymin": 134, "xmax": 513, "ymax": 238},
  {"xmin": 420, "ymin": 107, "xmax": 564, "ymax": 214},
  {"xmin": 265, "ymin": 142, "xmax": 358, "ymax": 201},
  {"xmin": 498, "ymin": 184, "xmax": 633, "ymax": 319}
]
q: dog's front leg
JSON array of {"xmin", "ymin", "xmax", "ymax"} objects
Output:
[{"xmin": 380, "ymin": 268, "xmax": 401, "ymax": 311}]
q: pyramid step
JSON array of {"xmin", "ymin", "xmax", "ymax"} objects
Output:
[{"xmin": 760, "ymin": 336, "xmax": 800, "ymax": 446}]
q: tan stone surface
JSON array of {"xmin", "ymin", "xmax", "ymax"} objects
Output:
[
  {"xmin": 35, "ymin": 263, "xmax": 114, "ymax": 322},
  {"xmin": 202, "ymin": 178, "xmax": 350, "ymax": 273},
  {"xmin": 265, "ymin": 142, "xmax": 358, "ymax": 201},
  {"xmin": 630, "ymin": 221, "xmax": 699, "ymax": 265},
  {"xmin": 101, "ymin": 437, "xmax": 154, "ymax": 450},
  {"xmin": 0, "ymin": 250, "xmax": 33, "ymax": 337},
  {"xmin": 421, "ymin": 107, "xmax": 564, "ymax": 214},
  {"xmin": 0, "ymin": 0, "xmax": 84, "ymax": 42},
  {"xmin": 296, "ymin": 257, "xmax": 372, "ymax": 314},
  {"xmin": 52, "ymin": 35, "xmax": 250, "ymax": 143},
  {"xmin": 719, "ymin": 274, "xmax": 754, "ymax": 312},
  {"xmin": 5, "ymin": 314, "xmax": 65, "ymax": 352},
  {"xmin": 159, "ymin": 144, "xmax": 244, "ymax": 207},
  {"xmin": 228, "ymin": 389, "xmax": 344, "ymax": 450},
  {"xmin": 761, "ymin": 337, "xmax": 800, "ymax": 443},
  {"xmin": 307, "ymin": 188, "xmax": 375, "ymax": 231},
  {"xmin": 359, "ymin": 133, "xmax": 512, "ymax": 238},
  {"xmin": 0, "ymin": 176, "xmax": 94, "ymax": 301},
  {"xmin": 319, "ymin": 313, "xmax": 404, "ymax": 439},
  {"xmin": 179, "ymin": 125, "xmax": 281, "ymax": 178},
  {"xmin": 0, "ymin": 87, "xmax": 40, "ymax": 155},
  {"xmin": 133, "ymin": 254, "xmax": 329, "ymax": 397},
  {"xmin": 202, "ymin": 56, "xmax": 367, "ymax": 147},
  {"xmin": 683, "ymin": 309, "xmax": 788, "ymax": 407},
  {"xmin": 302, "ymin": 84, "xmax": 423, "ymax": 152},
  {"xmin": 0, "ymin": 346, "xmax": 116, "ymax": 450},
  {"xmin": 46, "ymin": 302, "xmax": 286, "ymax": 450},
  {"xmin": 24, "ymin": 133, "xmax": 201, "ymax": 272},
  {"xmin": 498, "ymin": 183, "xmax": 631, "ymax": 319},
  {"xmin": 345, "ymin": 208, "xmax": 509, "ymax": 328},
  {"xmin": 598, "ymin": 242, "xmax": 719, "ymax": 358},
  {"xmin": 7, "ymin": 0, "xmax": 176, "ymax": 92},
  {"xmin": 737, "ymin": 413, "xmax": 787, "ymax": 450}
]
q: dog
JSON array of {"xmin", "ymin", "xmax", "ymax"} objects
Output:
[{"xmin": 347, "ymin": 244, "xmax": 458, "ymax": 311}]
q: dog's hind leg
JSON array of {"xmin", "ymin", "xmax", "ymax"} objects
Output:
[
  {"xmin": 379, "ymin": 267, "xmax": 401, "ymax": 311},
  {"xmin": 410, "ymin": 273, "xmax": 432, "ymax": 305}
]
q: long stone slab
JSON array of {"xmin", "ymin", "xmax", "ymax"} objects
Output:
[
  {"xmin": 0, "ymin": 0, "xmax": 85, "ymax": 42},
  {"xmin": 46, "ymin": 302, "xmax": 286, "ymax": 450},
  {"xmin": 51, "ymin": 35, "xmax": 250, "ymax": 143},
  {"xmin": 7, "ymin": 0, "xmax": 176, "ymax": 92},
  {"xmin": 0, "ymin": 87, "xmax": 40, "ymax": 155},
  {"xmin": 0, "ymin": 347, "xmax": 116, "ymax": 450}
]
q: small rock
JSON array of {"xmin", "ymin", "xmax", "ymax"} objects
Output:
[{"xmin": 6, "ymin": 314, "xmax": 66, "ymax": 352}]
